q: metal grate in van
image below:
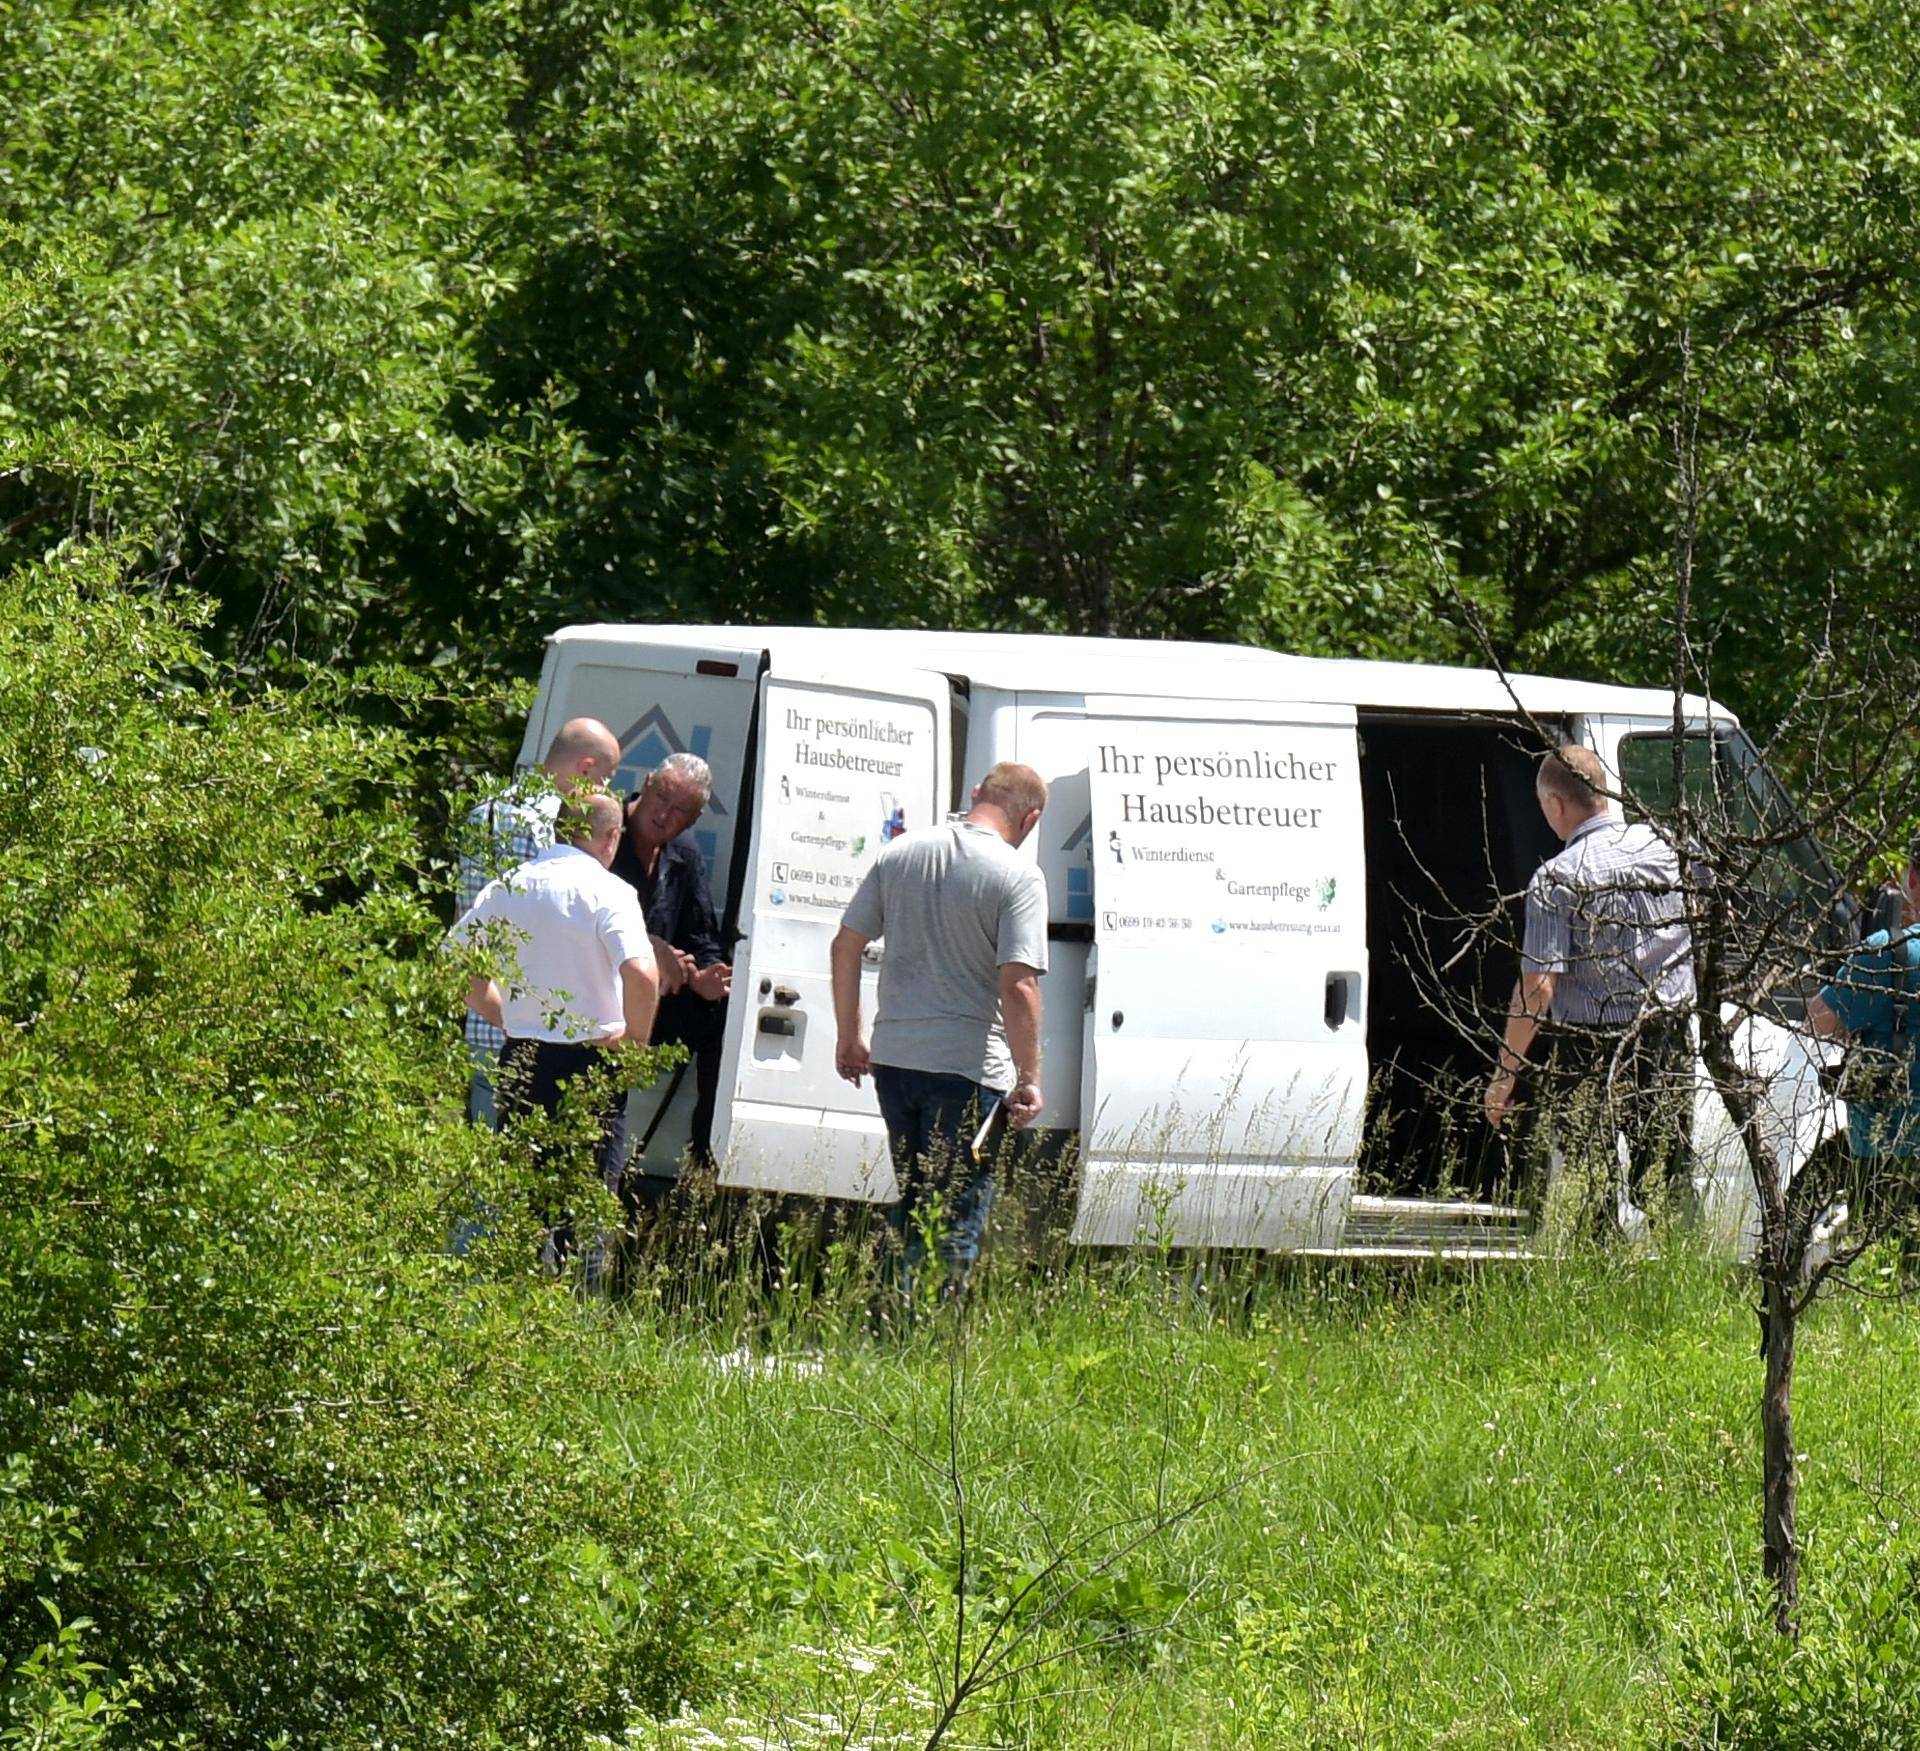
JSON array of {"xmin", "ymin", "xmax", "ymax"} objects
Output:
[{"xmin": 1329, "ymin": 1195, "xmax": 1536, "ymax": 1258}]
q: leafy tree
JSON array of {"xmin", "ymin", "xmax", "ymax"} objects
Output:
[
  {"xmin": 9, "ymin": 0, "xmax": 1920, "ymax": 749},
  {"xmin": 0, "ymin": 498, "xmax": 721, "ymax": 1739}
]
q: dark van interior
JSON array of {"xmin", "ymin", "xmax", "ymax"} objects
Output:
[{"xmin": 1357, "ymin": 714, "xmax": 1566, "ymax": 1199}]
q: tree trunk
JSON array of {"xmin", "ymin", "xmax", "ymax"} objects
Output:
[{"xmin": 1760, "ymin": 1272, "xmax": 1800, "ymax": 1635}]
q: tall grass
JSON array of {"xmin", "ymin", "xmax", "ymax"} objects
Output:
[{"xmin": 580, "ymin": 1229, "xmax": 1920, "ymax": 1748}]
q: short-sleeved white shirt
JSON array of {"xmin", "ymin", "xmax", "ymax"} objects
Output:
[{"xmin": 451, "ymin": 844, "xmax": 653, "ymax": 1043}]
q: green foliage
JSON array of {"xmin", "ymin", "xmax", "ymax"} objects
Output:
[
  {"xmin": 0, "ymin": 540, "xmax": 721, "ymax": 1745},
  {"xmin": 607, "ymin": 1253, "xmax": 1920, "ymax": 1749},
  {"xmin": 0, "ymin": 1606, "xmax": 132, "ymax": 1751},
  {"xmin": 6, "ymin": 0, "xmax": 1920, "ymax": 739},
  {"xmin": 1673, "ymin": 1538, "xmax": 1920, "ymax": 1750}
]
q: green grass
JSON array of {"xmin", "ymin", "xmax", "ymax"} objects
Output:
[{"xmin": 582, "ymin": 1245, "xmax": 1920, "ymax": 1748}]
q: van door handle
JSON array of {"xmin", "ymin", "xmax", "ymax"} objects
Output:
[
  {"xmin": 772, "ymin": 985, "xmax": 800, "ymax": 1006},
  {"xmin": 1323, "ymin": 972, "xmax": 1362, "ymax": 1030},
  {"xmin": 1325, "ymin": 973, "xmax": 1351, "ymax": 1031},
  {"xmin": 758, "ymin": 1013, "xmax": 797, "ymax": 1037}
]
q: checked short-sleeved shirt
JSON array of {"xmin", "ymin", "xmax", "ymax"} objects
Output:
[
  {"xmin": 458, "ymin": 781, "xmax": 562, "ymax": 1056},
  {"xmin": 1522, "ymin": 814, "xmax": 1696, "ymax": 1026}
]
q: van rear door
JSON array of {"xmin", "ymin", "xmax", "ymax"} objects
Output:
[
  {"xmin": 711, "ymin": 666, "xmax": 955, "ymax": 1200},
  {"xmin": 1073, "ymin": 697, "xmax": 1368, "ymax": 1248}
]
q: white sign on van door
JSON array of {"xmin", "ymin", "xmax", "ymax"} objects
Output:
[
  {"xmin": 758, "ymin": 689, "xmax": 936, "ymax": 916},
  {"xmin": 1086, "ymin": 718, "xmax": 1363, "ymax": 952}
]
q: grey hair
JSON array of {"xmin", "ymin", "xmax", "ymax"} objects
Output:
[{"xmin": 650, "ymin": 751, "xmax": 714, "ymax": 803}]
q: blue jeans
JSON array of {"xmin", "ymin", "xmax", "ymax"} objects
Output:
[
  {"xmin": 872, "ymin": 1064, "xmax": 999, "ymax": 1290},
  {"xmin": 467, "ymin": 1039, "xmax": 500, "ymax": 1129}
]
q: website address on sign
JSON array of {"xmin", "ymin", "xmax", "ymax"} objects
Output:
[{"xmin": 1223, "ymin": 920, "xmax": 1343, "ymax": 935}]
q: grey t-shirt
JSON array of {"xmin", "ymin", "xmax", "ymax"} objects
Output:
[{"xmin": 841, "ymin": 820, "xmax": 1050, "ymax": 1091}]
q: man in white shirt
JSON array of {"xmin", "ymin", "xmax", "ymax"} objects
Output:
[
  {"xmin": 457, "ymin": 716, "xmax": 623, "ymax": 1123},
  {"xmin": 453, "ymin": 793, "xmax": 659, "ymax": 1246}
]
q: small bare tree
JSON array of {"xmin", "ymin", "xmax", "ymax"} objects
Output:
[
  {"xmin": 1405, "ymin": 330, "xmax": 1920, "ymax": 1637},
  {"xmin": 1654, "ymin": 334, "xmax": 1920, "ymax": 1633}
]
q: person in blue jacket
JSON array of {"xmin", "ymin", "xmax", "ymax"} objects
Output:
[{"xmin": 1809, "ymin": 840, "xmax": 1920, "ymax": 1240}]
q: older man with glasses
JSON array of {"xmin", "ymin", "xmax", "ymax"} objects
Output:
[{"xmin": 611, "ymin": 753, "xmax": 734, "ymax": 1188}]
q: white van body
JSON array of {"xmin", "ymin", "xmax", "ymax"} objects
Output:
[{"xmin": 516, "ymin": 625, "xmax": 1844, "ymax": 1257}]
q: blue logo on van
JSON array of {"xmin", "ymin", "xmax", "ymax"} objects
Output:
[
  {"xmin": 1065, "ymin": 865, "xmax": 1094, "ymax": 922},
  {"xmin": 614, "ymin": 707, "xmax": 723, "ymax": 814}
]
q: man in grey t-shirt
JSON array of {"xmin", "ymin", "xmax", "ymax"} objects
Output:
[{"xmin": 831, "ymin": 762, "xmax": 1050, "ymax": 1290}]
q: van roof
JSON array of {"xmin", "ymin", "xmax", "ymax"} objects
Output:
[{"xmin": 551, "ymin": 624, "xmax": 1725, "ymax": 722}]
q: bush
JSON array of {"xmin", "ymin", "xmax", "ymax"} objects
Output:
[
  {"xmin": 1670, "ymin": 1536, "xmax": 1920, "ymax": 1750},
  {"xmin": 0, "ymin": 543, "xmax": 721, "ymax": 1745}
]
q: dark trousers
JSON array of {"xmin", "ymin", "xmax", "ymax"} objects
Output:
[
  {"xmin": 1508, "ymin": 1014, "xmax": 1694, "ymax": 1234},
  {"xmin": 497, "ymin": 1038, "xmax": 632, "ymax": 1250},
  {"xmin": 872, "ymin": 1064, "xmax": 999, "ymax": 1289}
]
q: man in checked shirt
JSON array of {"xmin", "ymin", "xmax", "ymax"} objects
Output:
[
  {"xmin": 457, "ymin": 717, "xmax": 622, "ymax": 1124},
  {"xmin": 1485, "ymin": 744, "xmax": 1699, "ymax": 1237}
]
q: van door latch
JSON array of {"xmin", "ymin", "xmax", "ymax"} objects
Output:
[{"xmin": 1324, "ymin": 973, "xmax": 1353, "ymax": 1030}]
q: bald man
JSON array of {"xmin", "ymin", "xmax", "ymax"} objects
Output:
[
  {"xmin": 832, "ymin": 762, "xmax": 1050, "ymax": 1295},
  {"xmin": 458, "ymin": 716, "xmax": 622, "ymax": 1124},
  {"xmin": 1487, "ymin": 744, "xmax": 1698, "ymax": 1236},
  {"xmin": 454, "ymin": 791, "xmax": 659, "ymax": 1261}
]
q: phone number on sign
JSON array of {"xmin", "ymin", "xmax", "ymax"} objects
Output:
[{"xmin": 773, "ymin": 864, "xmax": 862, "ymax": 891}]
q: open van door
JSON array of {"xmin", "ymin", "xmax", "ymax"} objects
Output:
[
  {"xmin": 1072, "ymin": 697, "xmax": 1368, "ymax": 1249},
  {"xmin": 711, "ymin": 666, "xmax": 955, "ymax": 1200}
]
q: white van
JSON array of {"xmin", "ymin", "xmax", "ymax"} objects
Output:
[{"xmin": 517, "ymin": 625, "xmax": 1846, "ymax": 1256}]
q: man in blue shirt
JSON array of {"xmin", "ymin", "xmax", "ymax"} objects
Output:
[
  {"xmin": 611, "ymin": 754, "xmax": 733, "ymax": 1184},
  {"xmin": 1809, "ymin": 842, "xmax": 1920, "ymax": 1222}
]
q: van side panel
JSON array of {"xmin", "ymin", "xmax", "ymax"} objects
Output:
[{"xmin": 713, "ymin": 666, "xmax": 955, "ymax": 1200}]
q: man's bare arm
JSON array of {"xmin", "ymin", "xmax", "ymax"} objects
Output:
[
  {"xmin": 999, "ymin": 962, "xmax": 1044, "ymax": 1128},
  {"xmin": 830, "ymin": 926, "xmax": 872, "ymax": 1085},
  {"xmin": 1806, "ymin": 991, "xmax": 1848, "ymax": 1040},
  {"xmin": 1485, "ymin": 969, "xmax": 1555, "ymax": 1129},
  {"xmin": 465, "ymin": 975, "xmax": 505, "ymax": 1031}
]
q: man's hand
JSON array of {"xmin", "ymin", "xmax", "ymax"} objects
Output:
[
  {"xmin": 689, "ymin": 961, "xmax": 732, "ymax": 1002},
  {"xmin": 1485, "ymin": 1066, "xmax": 1518, "ymax": 1130},
  {"xmin": 836, "ymin": 1031, "xmax": 872, "ymax": 1086},
  {"xmin": 652, "ymin": 935, "xmax": 692, "ymax": 995},
  {"xmin": 997, "ymin": 963, "xmax": 1043, "ymax": 1130},
  {"xmin": 829, "ymin": 927, "xmax": 870, "ymax": 1087},
  {"xmin": 1006, "ymin": 1078, "xmax": 1043, "ymax": 1130}
]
